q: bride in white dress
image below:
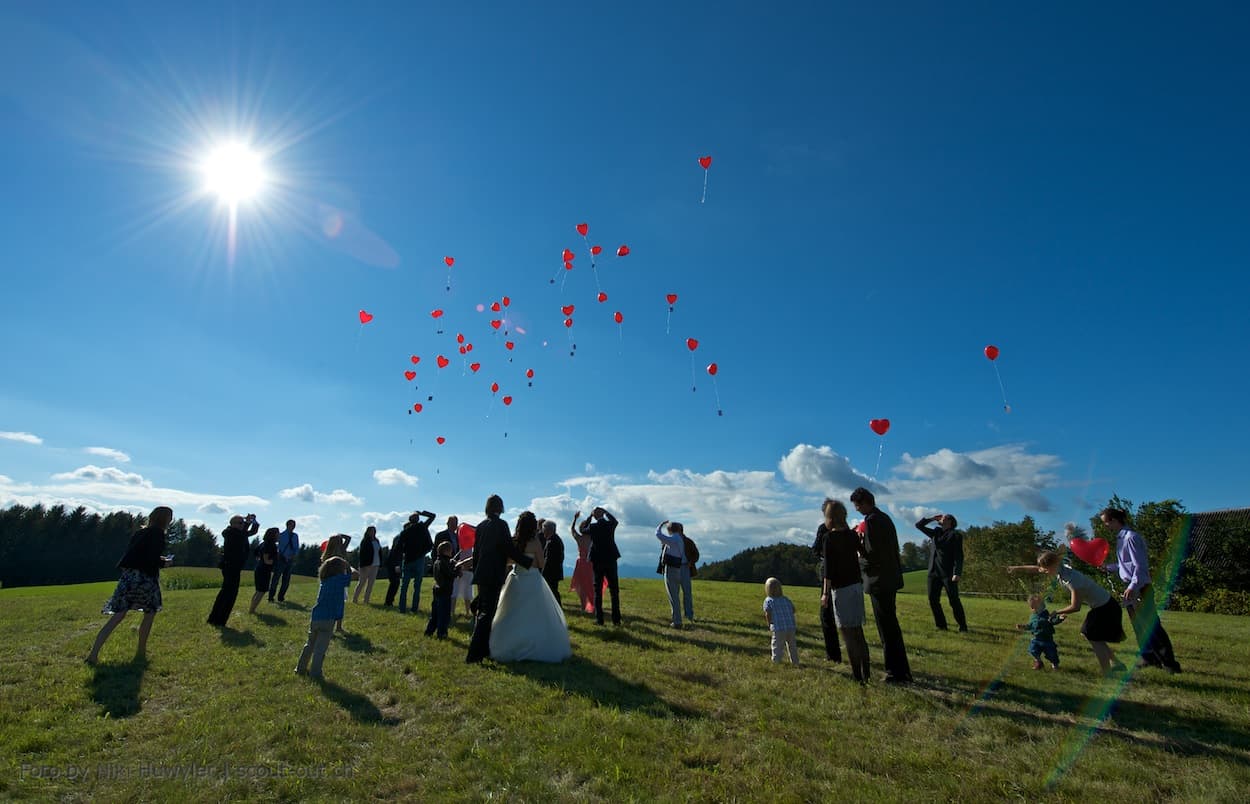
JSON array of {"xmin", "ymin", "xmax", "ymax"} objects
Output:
[{"xmin": 490, "ymin": 512, "xmax": 572, "ymax": 663}]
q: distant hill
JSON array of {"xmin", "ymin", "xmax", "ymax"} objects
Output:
[{"xmin": 697, "ymin": 542, "xmax": 820, "ymax": 587}]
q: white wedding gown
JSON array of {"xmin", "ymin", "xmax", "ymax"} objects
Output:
[{"xmin": 489, "ymin": 565, "xmax": 572, "ymax": 663}]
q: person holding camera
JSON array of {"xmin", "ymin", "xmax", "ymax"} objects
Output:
[
  {"xmin": 208, "ymin": 513, "xmax": 260, "ymax": 627},
  {"xmin": 656, "ymin": 520, "xmax": 689, "ymax": 628}
]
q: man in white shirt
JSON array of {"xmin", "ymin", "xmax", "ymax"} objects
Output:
[{"xmin": 1100, "ymin": 507, "xmax": 1181, "ymax": 673}]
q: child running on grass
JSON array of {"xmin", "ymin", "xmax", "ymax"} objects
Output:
[
  {"xmin": 763, "ymin": 577, "xmax": 799, "ymax": 666},
  {"xmin": 296, "ymin": 551, "xmax": 358, "ymax": 680},
  {"xmin": 1016, "ymin": 593, "xmax": 1062, "ymax": 670}
]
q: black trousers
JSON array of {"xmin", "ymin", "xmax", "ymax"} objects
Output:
[
  {"xmin": 869, "ymin": 587, "xmax": 912, "ymax": 681},
  {"xmin": 927, "ymin": 573, "xmax": 967, "ymax": 630},
  {"xmin": 208, "ymin": 567, "xmax": 242, "ymax": 625},
  {"xmin": 545, "ymin": 575, "xmax": 562, "ymax": 605},
  {"xmin": 466, "ymin": 581, "xmax": 504, "ymax": 663},
  {"xmin": 383, "ymin": 565, "xmax": 401, "ymax": 606},
  {"xmin": 819, "ymin": 599, "xmax": 843, "ymax": 661},
  {"xmin": 1128, "ymin": 584, "xmax": 1181, "ymax": 671},
  {"xmin": 592, "ymin": 563, "xmax": 620, "ymax": 625}
]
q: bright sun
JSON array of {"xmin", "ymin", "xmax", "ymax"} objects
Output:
[{"xmin": 200, "ymin": 142, "xmax": 266, "ymax": 204}]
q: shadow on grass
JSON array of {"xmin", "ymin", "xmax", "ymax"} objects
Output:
[
  {"xmin": 218, "ymin": 626, "xmax": 263, "ymax": 648},
  {"xmin": 252, "ymin": 612, "xmax": 287, "ymax": 627},
  {"xmin": 87, "ymin": 656, "xmax": 147, "ymax": 718},
  {"xmin": 502, "ymin": 655, "xmax": 703, "ymax": 719},
  {"xmin": 340, "ymin": 631, "xmax": 386, "ymax": 654},
  {"xmin": 912, "ymin": 673, "xmax": 1250, "ymax": 763},
  {"xmin": 277, "ymin": 601, "xmax": 309, "ymax": 612},
  {"xmin": 316, "ymin": 678, "xmax": 401, "ymax": 726},
  {"xmin": 576, "ymin": 622, "xmax": 672, "ymax": 652}
]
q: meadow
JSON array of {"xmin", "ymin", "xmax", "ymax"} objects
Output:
[{"xmin": 2, "ymin": 568, "xmax": 1248, "ymax": 802}]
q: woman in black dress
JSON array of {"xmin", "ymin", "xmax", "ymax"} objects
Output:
[
  {"xmin": 86, "ymin": 506, "xmax": 174, "ymax": 664},
  {"xmin": 249, "ymin": 527, "xmax": 280, "ymax": 614}
]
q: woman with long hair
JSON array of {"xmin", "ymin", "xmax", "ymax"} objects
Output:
[{"xmin": 819, "ymin": 499, "xmax": 870, "ymax": 682}]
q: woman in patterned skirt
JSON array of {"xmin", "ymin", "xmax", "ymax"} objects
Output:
[{"xmin": 86, "ymin": 506, "xmax": 174, "ymax": 664}]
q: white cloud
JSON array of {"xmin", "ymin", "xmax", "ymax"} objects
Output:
[
  {"xmin": 279, "ymin": 483, "xmax": 363, "ymax": 506},
  {"xmin": 888, "ymin": 444, "xmax": 1061, "ymax": 512},
  {"xmin": 52, "ymin": 465, "xmax": 146, "ymax": 486},
  {"xmin": 198, "ymin": 502, "xmax": 229, "ymax": 515},
  {"xmin": 363, "ymin": 510, "xmax": 409, "ymax": 531},
  {"xmin": 0, "ymin": 475, "xmax": 11, "ymax": 484},
  {"xmin": 0, "ymin": 431, "xmax": 42, "ymax": 445},
  {"xmin": 0, "ymin": 466, "xmax": 266, "ymax": 514},
  {"xmin": 372, "ymin": 468, "xmax": 418, "ymax": 487},
  {"xmin": 84, "ymin": 446, "xmax": 131, "ymax": 463},
  {"xmin": 778, "ymin": 444, "xmax": 886, "ymax": 496}
]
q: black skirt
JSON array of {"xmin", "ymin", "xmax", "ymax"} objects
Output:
[
  {"xmin": 254, "ymin": 563, "xmax": 274, "ymax": 593},
  {"xmin": 1081, "ymin": 598, "xmax": 1125, "ymax": 643}
]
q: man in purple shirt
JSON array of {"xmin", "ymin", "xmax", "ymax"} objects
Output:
[{"xmin": 1100, "ymin": 507, "xmax": 1181, "ymax": 673}]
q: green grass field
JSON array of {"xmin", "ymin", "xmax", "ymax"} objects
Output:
[{"xmin": 3, "ymin": 568, "xmax": 1248, "ymax": 802}]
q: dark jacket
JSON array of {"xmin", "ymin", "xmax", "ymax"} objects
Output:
[
  {"xmin": 542, "ymin": 533, "xmax": 565, "ymax": 582},
  {"xmin": 431, "ymin": 554, "xmax": 459, "ymax": 594},
  {"xmin": 915, "ymin": 520, "xmax": 965, "ymax": 578},
  {"xmin": 584, "ymin": 511, "xmax": 621, "ymax": 568},
  {"xmin": 433, "ymin": 527, "xmax": 458, "ymax": 556},
  {"xmin": 118, "ymin": 525, "xmax": 167, "ymax": 578},
  {"xmin": 471, "ymin": 515, "xmax": 533, "ymax": 588},
  {"xmin": 817, "ymin": 524, "xmax": 863, "ymax": 590},
  {"xmin": 384, "ymin": 535, "xmax": 404, "ymax": 572},
  {"xmin": 220, "ymin": 521, "xmax": 259, "ymax": 571},
  {"xmin": 859, "ymin": 508, "xmax": 903, "ymax": 594},
  {"xmin": 400, "ymin": 515, "xmax": 435, "ymax": 564}
]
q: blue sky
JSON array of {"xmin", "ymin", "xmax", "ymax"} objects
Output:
[{"xmin": 2, "ymin": 2, "xmax": 1248, "ymax": 574}]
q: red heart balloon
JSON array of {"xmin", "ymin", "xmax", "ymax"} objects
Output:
[
  {"xmin": 491, "ymin": 382, "xmax": 499, "ymax": 393},
  {"xmin": 699, "ymin": 155, "xmax": 712, "ymax": 169},
  {"xmin": 1068, "ymin": 537, "xmax": 1110, "ymax": 567},
  {"xmin": 490, "ymin": 301, "xmax": 501, "ymax": 312},
  {"xmin": 984, "ymin": 345, "xmax": 1000, "ymax": 361},
  {"xmin": 564, "ymin": 318, "xmax": 573, "ymax": 328},
  {"xmin": 869, "ymin": 418, "xmax": 890, "ymax": 436},
  {"xmin": 706, "ymin": 362, "xmax": 718, "ymax": 376},
  {"xmin": 465, "ymin": 343, "xmax": 473, "ymax": 352},
  {"xmin": 410, "ymin": 355, "xmax": 420, "ymax": 365},
  {"xmin": 456, "ymin": 333, "xmax": 465, "ymax": 344},
  {"xmin": 505, "ymin": 341, "xmax": 514, "ymax": 350},
  {"xmin": 613, "ymin": 311, "xmax": 623, "ymax": 324},
  {"xmin": 459, "ymin": 345, "xmax": 467, "ymax": 355},
  {"xmin": 490, "ymin": 319, "xmax": 502, "ymax": 330},
  {"xmin": 470, "ymin": 362, "xmax": 481, "ymax": 372},
  {"xmin": 444, "ymin": 256, "xmax": 454, "ymax": 267},
  {"xmin": 413, "ymin": 403, "xmax": 423, "ymax": 413},
  {"xmin": 502, "ymin": 296, "xmax": 511, "ymax": 307},
  {"xmin": 525, "ymin": 368, "xmax": 534, "ymax": 379},
  {"xmin": 502, "ymin": 395, "xmax": 513, "ymax": 406},
  {"xmin": 431, "ymin": 309, "xmax": 444, "ymax": 319},
  {"xmin": 576, "ymin": 223, "xmax": 588, "ymax": 236},
  {"xmin": 561, "ymin": 304, "xmax": 575, "ymax": 316},
  {"xmin": 436, "ymin": 436, "xmax": 445, "ymax": 445},
  {"xmin": 686, "ymin": 338, "xmax": 699, "ymax": 351},
  {"xmin": 436, "ymin": 355, "xmax": 450, "ymax": 369},
  {"xmin": 562, "ymin": 248, "xmax": 575, "ymax": 262},
  {"xmin": 590, "ymin": 245, "xmax": 602, "ymax": 256},
  {"xmin": 666, "ymin": 293, "xmax": 678, "ymax": 305},
  {"xmin": 564, "ymin": 261, "xmax": 573, "ymax": 271},
  {"xmin": 597, "ymin": 292, "xmax": 608, "ymax": 303},
  {"xmin": 404, "ymin": 370, "xmax": 416, "ymax": 381},
  {"xmin": 617, "ymin": 245, "xmax": 630, "ymax": 257},
  {"xmin": 358, "ymin": 310, "xmax": 373, "ymax": 324}
]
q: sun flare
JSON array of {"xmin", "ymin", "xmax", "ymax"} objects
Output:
[{"xmin": 200, "ymin": 142, "xmax": 266, "ymax": 204}]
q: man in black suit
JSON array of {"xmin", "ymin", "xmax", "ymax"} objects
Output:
[
  {"xmin": 208, "ymin": 513, "xmax": 259, "ymax": 626},
  {"xmin": 584, "ymin": 506, "xmax": 621, "ymax": 626},
  {"xmin": 540, "ymin": 519, "xmax": 565, "ymax": 604},
  {"xmin": 915, "ymin": 513, "xmax": 968, "ymax": 632},
  {"xmin": 851, "ymin": 488, "xmax": 912, "ymax": 683},
  {"xmin": 465, "ymin": 495, "xmax": 533, "ymax": 663},
  {"xmin": 383, "ymin": 532, "xmax": 403, "ymax": 607}
]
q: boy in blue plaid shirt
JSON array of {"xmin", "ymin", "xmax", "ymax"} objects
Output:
[
  {"xmin": 1016, "ymin": 593, "xmax": 1062, "ymax": 669},
  {"xmin": 763, "ymin": 577, "xmax": 799, "ymax": 666}
]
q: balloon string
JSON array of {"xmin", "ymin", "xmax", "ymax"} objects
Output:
[
  {"xmin": 666, "ymin": 307, "xmax": 672, "ymax": 335},
  {"xmin": 712, "ymin": 377, "xmax": 723, "ymax": 416},
  {"xmin": 874, "ymin": 440, "xmax": 885, "ymax": 478},
  {"xmin": 446, "ymin": 268, "xmax": 452, "ymax": 292},
  {"xmin": 701, "ymin": 170, "xmax": 709, "ymax": 204},
  {"xmin": 560, "ymin": 267, "xmax": 570, "ymax": 294},
  {"xmin": 689, "ymin": 353, "xmax": 697, "ymax": 392},
  {"xmin": 993, "ymin": 362, "xmax": 1011, "ymax": 411}
]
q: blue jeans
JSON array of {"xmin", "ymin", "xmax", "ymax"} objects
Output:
[
  {"xmin": 679, "ymin": 563, "xmax": 694, "ymax": 620},
  {"xmin": 664, "ymin": 566, "xmax": 685, "ymax": 626},
  {"xmin": 269, "ymin": 556, "xmax": 294, "ymax": 601},
  {"xmin": 425, "ymin": 593, "xmax": 451, "ymax": 637},
  {"xmin": 399, "ymin": 559, "xmax": 425, "ymax": 613},
  {"xmin": 1029, "ymin": 638, "xmax": 1059, "ymax": 666}
]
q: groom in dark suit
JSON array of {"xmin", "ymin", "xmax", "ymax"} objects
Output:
[
  {"xmin": 465, "ymin": 495, "xmax": 533, "ymax": 664},
  {"xmin": 584, "ymin": 506, "xmax": 621, "ymax": 626},
  {"xmin": 540, "ymin": 520, "xmax": 565, "ymax": 604},
  {"xmin": 915, "ymin": 513, "xmax": 968, "ymax": 632}
]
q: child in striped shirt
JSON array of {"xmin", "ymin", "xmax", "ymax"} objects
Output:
[{"xmin": 763, "ymin": 577, "xmax": 799, "ymax": 666}]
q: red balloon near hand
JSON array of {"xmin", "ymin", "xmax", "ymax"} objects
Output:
[
  {"xmin": 686, "ymin": 338, "xmax": 699, "ymax": 351},
  {"xmin": 576, "ymin": 223, "xmax": 588, "ymax": 236},
  {"xmin": 706, "ymin": 362, "xmax": 718, "ymax": 376},
  {"xmin": 358, "ymin": 310, "xmax": 373, "ymax": 324},
  {"xmin": 436, "ymin": 355, "xmax": 450, "ymax": 369},
  {"xmin": 614, "ymin": 311, "xmax": 623, "ymax": 324},
  {"xmin": 562, "ymin": 248, "xmax": 575, "ymax": 262},
  {"xmin": 597, "ymin": 292, "xmax": 608, "ymax": 303},
  {"xmin": 985, "ymin": 345, "xmax": 1000, "ymax": 361},
  {"xmin": 869, "ymin": 418, "xmax": 891, "ymax": 436},
  {"xmin": 666, "ymin": 293, "xmax": 678, "ymax": 305},
  {"xmin": 699, "ymin": 155, "xmax": 712, "ymax": 169},
  {"xmin": 561, "ymin": 304, "xmax": 575, "ymax": 316},
  {"xmin": 617, "ymin": 245, "xmax": 630, "ymax": 257},
  {"xmin": 404, "ymin": 370, "xmax": 416, "ymax": 381},
  {"xmin": 470, "ymin": 362, "xmax": 481, "ymax": 373},
  {"xmin": 443, "ymin": 256, "xmax": 454, "ymax": 267},
  {"xmin": 1069, "ymin": 537, "xmax": 1110, "ymax": 567},
  {"xmin": 502, "ymin": 395, "xmax": 513, "ymax": 406}
]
